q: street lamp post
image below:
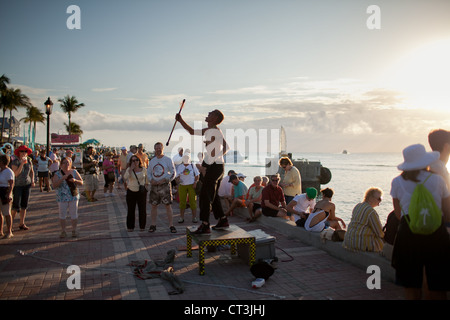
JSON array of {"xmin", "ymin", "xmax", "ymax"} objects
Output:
[{"xmin": 44, "ymin": 97, "xmax": 53, "ymax": 157}]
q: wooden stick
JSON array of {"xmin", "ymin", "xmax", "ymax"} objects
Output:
[{"xmin": 166, "ymin": 99, "xmax": 186, "ymax": 146}]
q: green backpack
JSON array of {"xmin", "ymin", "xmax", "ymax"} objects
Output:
[{"xmin": 404, "ymin": 174, "xmax": 442, "ymax": 235}]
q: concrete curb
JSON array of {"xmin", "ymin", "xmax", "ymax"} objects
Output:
[{"xmin": 233, "ymin": 208, "xmax": 396, "ymax": 282}]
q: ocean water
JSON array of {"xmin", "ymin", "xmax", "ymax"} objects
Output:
[{"xmin": 223, "ymin": 152, "xmax": 405, "ymax": 226}]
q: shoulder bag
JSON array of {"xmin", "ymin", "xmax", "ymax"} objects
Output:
[{"xmin": 133, "ymin": 169, "xmax": 147, "ymax": 194}]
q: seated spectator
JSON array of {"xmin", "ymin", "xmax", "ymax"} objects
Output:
[
  {"xmin": 343, "ymin": 187, "xmax": 384, "ymax": 252},
  {"xmin": 246, "ymin": 176, "xmax": 263, "ymax": 222},
  {"xmin": 261, "ymin": 174, "xmax": 287, "ymax": 218},
  {"xmin": 224, "ymin": 174, "xmax": 248, "ymax": 216},
  {"xmin": 286, "ymin": 187, "xmax": 317, "ymax": 226},
  {"xmin": 314, "ymin": 188, "xmax": 345, "ymax": 230},
  {"xmin": 218, "ymin": 169, "xmax": 236, "ymax": 213}
]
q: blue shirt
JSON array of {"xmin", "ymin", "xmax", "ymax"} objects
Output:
[{"xmin": 233, "ymin": 181, "xmax": 248, "ymax": 199}]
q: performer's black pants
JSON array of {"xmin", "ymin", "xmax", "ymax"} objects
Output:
[{"xmin": 199, "ymin": 162, "xmax": 225, "ymax": 223}]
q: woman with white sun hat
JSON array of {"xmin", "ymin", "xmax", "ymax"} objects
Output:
[{"xmin": 390, "ymin": 143, "xmax": 450, "ymax": 300}]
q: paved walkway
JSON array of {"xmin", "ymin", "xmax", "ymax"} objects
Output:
[{"xmin": 0, "ymin": 181, "xmax": 405, "ymax": 301}]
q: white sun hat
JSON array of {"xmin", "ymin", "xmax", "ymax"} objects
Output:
[{"xmin": 397, "ymin": 144, "xmax": 440, "ymax": 171}]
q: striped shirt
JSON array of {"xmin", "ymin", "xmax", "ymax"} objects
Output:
[{"xmin": 342, "ymin": 202, "xmax": 384, "ymax": 252}]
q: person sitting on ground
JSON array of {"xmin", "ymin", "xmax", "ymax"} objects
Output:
[
  {"xmin": 246, "ymin": 176, "xmax": 263, "ymax": 222},
  {"xmin": 304, "ymin": 187, "xmax": 329, "ymax": 232},
  {"xmin": 343, "ymin": 187, "xmax": 384, "ymax": 252},
  {"xmin": 315, "ymin": 188, "xmax": 345, "ymax": 230},
  {"xmin": 286, "ymin": 187, "xmax": 317, "ymax": 226},
  {"xmin": 218, "ymin": 169, "xmax": 236, "ymax": 213},
  {"xmin": 261, "ymin": 173, "xmax": 287, "ymax": 218},
  {"xmin": 224, "ymin": 174, "xmax": 248, "ymax": 216}
]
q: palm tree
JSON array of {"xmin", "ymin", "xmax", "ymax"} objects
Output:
[
  {"xmin": 64, "ymin": 121, "xmax": 83, "ymax": 136},
  {"xmin": 20, "ymin": 106, "xmax": 45, "ymax": 148},
  {"xmin": 0, "ymin": 74, "xmax": 10, "ymax": 92},
  {"xmin": 0, "ymin": 74, "xmax": 10, "ymax": 143},
  {"xmin": 58, "ymin": 95, "xmax": 85, "ymax": 135},
  {"xmin": 0, "ymin": 87, "xmax": 31, "ymax": 143}
]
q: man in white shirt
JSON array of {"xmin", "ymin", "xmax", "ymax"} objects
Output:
[
  {"xmin": 218, "ymin": 170, "xmax": 236, "ymax": 213},
  {"xmin": 172, "ymin": 147, "xmax": 184, "ymax": 166},
  {"xmin": 147, "ymin": 142, "xmax": 177, "ymax": 233},
  {"xmin": 286, "ymin": 189, "xmax": 317, "ymax": 225}
]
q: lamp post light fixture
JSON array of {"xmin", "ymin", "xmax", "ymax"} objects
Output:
[{"xmin": 44, "ymin": 97, "xmax": 53, "ymax": 157}]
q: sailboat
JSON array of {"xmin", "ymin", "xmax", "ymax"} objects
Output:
[{"xmin": 266, "ymin": 126, "xmax": 332, "ymax": 191}]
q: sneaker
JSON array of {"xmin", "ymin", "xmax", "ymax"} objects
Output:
[
  {"xmin": 72, "ymin": 231, "xmax": 78, "ymax": 238},
  {"xmin": 192, "ymin": 223, "xmax": 211, "ymax": 234},
  {"xmin": 212, "ymin": 217, "xmax": 229, "ymax": 230},
  {"xmin": 178, "ymin": 218, "xmax": 184, "ymax": 224},
  {"xmin": 104, "ymin": 193, "xmax": 109, "ymax": 197},
  {"xmin": 192, "ymin": 217, "xmax": 198, "ymax": 223},
  {"xmin": 60, "ymin": 231, "xmax": 67, "ymax": 238}
]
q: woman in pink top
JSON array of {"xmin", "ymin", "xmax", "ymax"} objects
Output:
[{"xmin": 102, "ymin": 152, "xmax": 116, "ymax": 197}]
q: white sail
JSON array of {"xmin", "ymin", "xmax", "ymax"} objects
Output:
[{"xmin": 280, "ymin": 126, "xmax": 287, "ymax": 155}]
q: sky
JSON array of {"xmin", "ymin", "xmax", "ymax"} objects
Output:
[{"xmin": 1, "ymin": 0, "xmax": 450, "ymax": 156}]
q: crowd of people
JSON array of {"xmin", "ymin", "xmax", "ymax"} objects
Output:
[{"xmin": 0, "ymin": 109, "xmax": 449, "ymax": 299}]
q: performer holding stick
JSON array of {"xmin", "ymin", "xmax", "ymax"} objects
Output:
[{"xmin": 175, "ymin": 110, "xmax": 230, "ymax": 234}]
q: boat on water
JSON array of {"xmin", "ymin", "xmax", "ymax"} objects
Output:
[
  {"xmin": 224, "ymin": 150, "xmax": 247, "ymax": 163},
  {"xmin": 265, "ymin": 126, "xmax": 332, "ymax": 192}
]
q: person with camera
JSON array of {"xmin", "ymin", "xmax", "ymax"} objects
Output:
[
  {"xmin": 52, "ymin": 157, "xmax": 83, "ymax": 238},
  {"xmin": 123, "ymin": 155, "xmax": 149, "ymax": 232}
]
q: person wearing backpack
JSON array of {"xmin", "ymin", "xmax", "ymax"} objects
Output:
[{"xmin": 390, "ymin": 144, "xmax": 450, "ymax": 300}]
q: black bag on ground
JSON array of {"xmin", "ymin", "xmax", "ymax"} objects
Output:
[{"xmin": 250, "ymin": 260, "xmax": 275, "ymax": 280}]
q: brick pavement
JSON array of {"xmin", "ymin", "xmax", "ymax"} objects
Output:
[{"xmin": 0, "ymin": 181, "xmax": 406, "ymax": 301}]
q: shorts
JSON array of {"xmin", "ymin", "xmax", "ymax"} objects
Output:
[
  {"xmin": 262, "ymin": 206, "xmax": 280, "ymax": 217},
  {"xmin": 0, "ymin": 202, "xmax": 11, "ymax": 217},
  {"xmin": 392, "ymin": 218, "xmax": 450, "ymax": 291},
  {"xmin": 252, "ymin": 203, "xmax": 262, "ymax": 213},
  {"xmin": 104, "ymin": 172, "xmax": 115, "ymax": 188},
  {"xmin": 38, "ymin": 171, "xmax": 49, "ymax": 178},
  {"xmin": 12, "ymin": 184, "xmax": 31, "ymax": 211},
  {"xmin": 58, "ymin": 200, "xmax": 79, "ymax": 220},
  {"xmin": 84, "ymin": 174, "xmax": 99, "ymax": 191},
  {"xmin": 149, "ymin": 182, "xmax": 172, "ymax": 206}
]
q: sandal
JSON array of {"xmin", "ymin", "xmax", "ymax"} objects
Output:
[
  {"xmin": 148, "ymin": 225, "xmax": 156, "ymax": 233},
  {"xmin": 19, "ymin": 224, "xmax": 29, "ymax": 231},
  {"xmin": 170, "ymin": 226, "xmax": 177, "ymax": 233}
]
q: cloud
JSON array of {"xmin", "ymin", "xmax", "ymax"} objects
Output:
[
  {"xmin": 92, "ymin": 88, "xmax": 118, "ymax": 92},
  {"xmin": 75, "ymin": 111, "xmax": 174, "ymax": 132}
]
